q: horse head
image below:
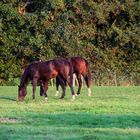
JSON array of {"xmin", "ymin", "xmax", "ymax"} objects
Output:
[{"xmin": 18, "ymin": 86, "xmax": 27, "ymax": 101}]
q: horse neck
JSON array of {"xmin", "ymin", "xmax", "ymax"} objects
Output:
[{"xmin": 20, "ymin": 69, "xmax": 29, "ymax": 89}]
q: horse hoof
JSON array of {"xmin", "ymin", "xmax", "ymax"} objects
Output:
[
  {"xmin": 88, "ymin": 93, "xmax": 91, "ymax": 96},
  {"xmin": 55, "ymin": 93, "xmax": 59, "ymax": 97},
  {"xmin": 88, "ymin": 88, "xmax": 91, "ymax": 96},
  {"xmin": 75, "ymin": 94, "xmax": 79, "ymax": 96},
  {"xmin": 55, "ymin": 91, "xmax": 59, "ymax": 96},
  {"xmin": 60, "ymin": 96, "xmax": 64, "ymax": 99},
  {"xmin": 45, "ymin": 97, "xmax": 48, "ymax": 100},
  {"xmin": 72, "ymin": 95, "xmax": 75, "ymax": 100}
]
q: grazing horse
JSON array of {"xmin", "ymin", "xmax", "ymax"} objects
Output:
[
  {"xmin": 55, "ymin": 57, "xmax": 92, "ymax": 97},
  {"xmin": 18, "ymin": 58, "xmax": 75, "ymax": 101}
]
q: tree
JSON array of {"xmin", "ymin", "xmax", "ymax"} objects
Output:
[{"xmin": 0, "ymin": 0, "xmax": 140, "ymax": 85}]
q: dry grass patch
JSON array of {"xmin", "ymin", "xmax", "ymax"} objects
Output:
[{"xmin": 0, "ymin": 118, "xmax": 19, "ymax": 123}]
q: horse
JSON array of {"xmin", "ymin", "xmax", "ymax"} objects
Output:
[
  {"xmin": 55, "ymin": 57, "xmax": 92, "ymax": 97},
  {"xmin": 18, "ymin": 58, "xmax": 75, "ymax": 101}
]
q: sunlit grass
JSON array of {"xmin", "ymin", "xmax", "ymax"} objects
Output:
[{"xmin": 0, "ymin": 86, "xmax": 140, "ymax": 140}]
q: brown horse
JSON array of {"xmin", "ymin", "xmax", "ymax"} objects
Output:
[
  {"xmin": 55, "ymin": 57, "xmax": 92, "ymax": 97},
  {"xmin": 18, "ymin": 58, "xmax": 75, "ymax": 101}
]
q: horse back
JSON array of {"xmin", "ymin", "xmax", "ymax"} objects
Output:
[
  {"xmin": 38, "ymin": 60, "xmax": 58, "ymax": 79},
  {"xmin": 70, "ymin": 57, "xmax": 87, "ymax": 74},
  {"xmin": 53, "ymin": 58, "xmax": 72, "ymax": 76}
]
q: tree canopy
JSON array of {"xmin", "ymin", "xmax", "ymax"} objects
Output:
[{"xmin": 0, "ymin": 0, "xmax": 140, "ymax": 85}]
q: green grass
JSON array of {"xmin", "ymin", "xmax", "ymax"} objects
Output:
[{"xmin": 0, "ymin": 86, "xmax": 140, "ymax": 140}]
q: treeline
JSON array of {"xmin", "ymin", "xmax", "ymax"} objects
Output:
[{"xmin": 0, "ymin": 0, "xmax": 140, "ymax": 85}]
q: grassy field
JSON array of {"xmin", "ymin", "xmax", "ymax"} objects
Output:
[{"xmin": 0, "ymin": 86, "xmax": 140, "ymax": 140}]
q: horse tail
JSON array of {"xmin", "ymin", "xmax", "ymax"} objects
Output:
[
  {"xmin": 67, "ymin": 60, "xmax": 75, "ymax": 97},
  {"xmin": 85, "ymin": 60, "xmax": 92, "ymax": 88},
  {"xmin": 68, "ymin": 60, "xmax": 74, "ymax": 86}
]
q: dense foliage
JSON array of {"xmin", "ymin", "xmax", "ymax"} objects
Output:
[{"xmin": 0, "ymin": 0, "xmax": 140, "ymax": 85}]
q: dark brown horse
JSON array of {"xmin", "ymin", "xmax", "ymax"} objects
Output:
[
  {"xmin": 18, "ymin": 58, "xmax": 75, "ymax": 101},
  {"xmin": 55, "ymin": 57, "xmax": 92, "ymax": 97}
]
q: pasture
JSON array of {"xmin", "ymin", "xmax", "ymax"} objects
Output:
[{"xmin": 0, "ymin": 86, "xmax": 140, "ymax": 140}]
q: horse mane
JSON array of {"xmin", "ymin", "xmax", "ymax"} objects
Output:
[
  {"xmin": 20, "ymin": 61, "xmax": 40, "ymax": 88},
  {"xmin": 20, "ymin": 65, "xmax": 29, "ymax": 88}
]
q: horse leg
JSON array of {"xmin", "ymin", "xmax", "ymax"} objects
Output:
[
  {"xmin": 60, "ymin": 77, "xmax": 67, "ymax": 99},
  {"xmin": 83, "ymin": 74, "xmax": 91, "ymax": 96},
  {"xmin": 43, "ymin": 80, "xmax": 49, "ymax": 100},
  {"xmin": 76, "ymin": 73, "xmax": 82, "ymax": 96},
  {"xmin": 32, "ymin": 78, "xmax": 38, "ymax": 99},
  {"xmin": 63, "ymin": 75, "xmax": 75, "ymax": 100},
  {"xmin": 55, "ymin": 76, "xmax": 60, "ymax": 96},
  {"xmin": 40, "ymin": 81, "xmax": 44, "ymax": 96},
  {"xmin": 69, "ymin": 82, "xmax": 75, "ymax": 100},
  {"xmin": 60, "ymin": 81, "xmax": 66, "ymax": 99}
]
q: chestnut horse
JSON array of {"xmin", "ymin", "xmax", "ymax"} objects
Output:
[
  {"xmin": 18, "ymin": 58, "xmax": 75, "ymax": 101},
  {"xmin": 55, "ymin": 57, "xmax": 92, "ymax": 97}
]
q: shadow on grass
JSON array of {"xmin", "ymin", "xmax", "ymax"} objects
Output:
[
  {"xmin": 1, "ymin": 113, "xmax": 140, "ymax": 140},
  {"xmin": 93, "ymin": 95, "xmax": 128, "ymax": 99},
  {"xmin": 0, "ymin": 96, "xmax": 17, "ymax": 101},
  {"xmin": 23, "ymin": 112, "xmax": 140, "ymax": 129}
]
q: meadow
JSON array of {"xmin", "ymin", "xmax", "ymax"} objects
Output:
[{"xmin": 0, "ymin": 86, "xmax": 140, "ymax": 140}]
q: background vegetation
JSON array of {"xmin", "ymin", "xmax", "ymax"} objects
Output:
[{"xmin": 0, "ymin": 0, "xmax": 140, "ymax": 85}]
